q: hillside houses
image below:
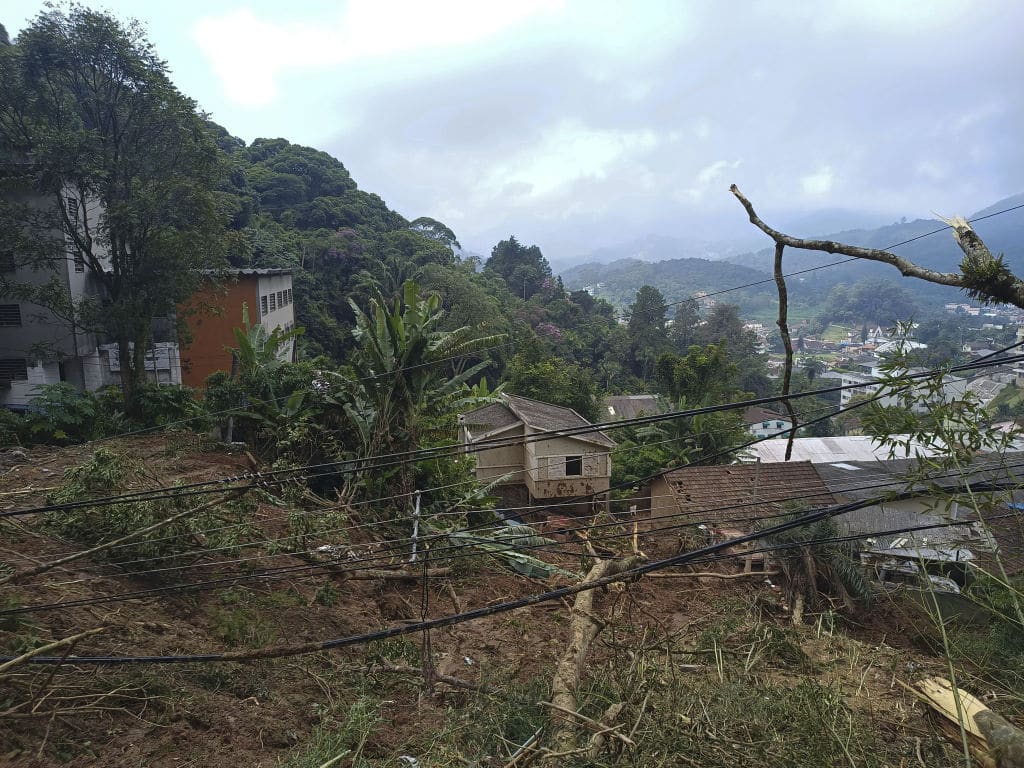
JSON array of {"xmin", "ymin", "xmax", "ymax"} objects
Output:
[
  {"xmin": 645, "ymin": 443, "xmax": 1024, "ymax": 592},
  {"xmin": 459, "ymin": 393, "xmax": 616, "ymax": 516}
]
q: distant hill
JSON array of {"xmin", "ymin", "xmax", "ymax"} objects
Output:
[
  {"xmin": 560, "ymin": 193, "xmax": 1024, "ymax": 317},
  {"xmin": 548, "ymin": 233, "xmax": 764, "ymax": 273},
  {"xmin": 559, "ymin": 257, "xmax": 775, "ymax": 312}
]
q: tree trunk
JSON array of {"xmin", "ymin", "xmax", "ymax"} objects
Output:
[
  {"xmin": 547, "ymin": 556, "xmax": 641, "ymax": 759},
  {"xmin": 792, "ymin": 592, "xmax": 805, "ymax": 626}
]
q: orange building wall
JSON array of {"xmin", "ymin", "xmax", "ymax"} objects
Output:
[{"xmin": 178, "ymin": 277, "xmax": 259, "ymax": 388}]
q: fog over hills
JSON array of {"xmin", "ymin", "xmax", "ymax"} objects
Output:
[{"xmin": 559, "ymin": 192, "xmax": 1024, "ymax": 314}]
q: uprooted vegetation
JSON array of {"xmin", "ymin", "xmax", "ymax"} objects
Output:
[{"xmin": 1, "ymin": 437, "xmax": 1023, "ymax": 767}]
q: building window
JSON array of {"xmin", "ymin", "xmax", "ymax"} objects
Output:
[
  {"xmin": 66, "ymin": 195, "xmax": 79, "ymax": 228},
  {"xmin": 0, "ymin": 249, "xmax": 14, "ymax": 273},
  {"xmin": 260, "ymin": 295, "xmax": 268, "ymax": 316},
  {"xmin": 762, "ymin": 421, "xmax": 769, "ymax": 429},
  {"xmin": 565, "ymin": 455, "xmax": 583, "ymax": 476},
  {"xmin": 0, "ymin": 304, "xmax": 22, "ymax": 327},
  {"xmin": 73, "ymin": 248, "xmax": 84, "ymax": 272},
  {"xmin": 285, "ymin": 288, "xmax": 292, "ymax": 305},
  {"xmin": 277, "ymin": 290, "xmax": 283, "ymax": 308},
  {"xmin": 269, "ymin": 292, "xmax": 277, "ymax": 312},
  {"xmin": 0, "ymin": 358, "xmax": 28, "ymax": 381}
]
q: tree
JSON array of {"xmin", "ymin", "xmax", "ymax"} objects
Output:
[
  {"xmin": 824, "ymin": 279, "xmax": 917, "ymax": 324},
  {"xmin": 694, "ymin": 303, "xmax": 771, "ymax": 396},
  {"xmin": 765, "ymin": 514, "xmax": 869, "ymax": 625},
  {"xmin": 667, "ymin": 298, "xmax": 701, "ymax": 352},
  {"xmin": 655, "ymin": 344, "xmax": 738, "ymax": 405},
  {"xmin": 409, "ymin": 216, "xmax": 460, "ymax": 251},
  {"xmin": 484, "ymin": 236, "xmax": 552, "ymax": 301},
  {"xmin": 627, "ymin": 285, "xmax": 668, "ymax": 379},
  {"xmin": 328, "ymin": 281, "xmax": 502, "ymax": 505},
  {"xmin": 505, "ymin": 353, "xmax": 598, "ymax": 422},
  {"xmin": 0, "ymin": 7, "xmax": 230, "ymax": 412}
]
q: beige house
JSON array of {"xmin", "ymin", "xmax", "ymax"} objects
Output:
[{"xmin": 459, "ymin": 393, "xmax": 616, "ymax": 516}]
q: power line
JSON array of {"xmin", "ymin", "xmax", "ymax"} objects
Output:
[
  {"xmin": 6, "ymin": 348, "xmax": 1019, "ymax": 520},
  {"xmin": 27, "ymin": 399, "xmax": 847, "ymax": 566},
  {"xmin": 31, "ymin": 453, "xmax": 1023, "ymax": 588},
  {"xmin": 614, "ymin": 201, "xmax": 1024, "ymax": 319},
  {"xmin": 8, "ymin": 459, "xmax": 1021, "ymax": 615},
  {"xmin": 5, "ymin": 486, "xmax": 1021, "ymax": 665},
  {"xmin": 8, "ymin": 199, "xmax": 1024, "ymax": 452}
]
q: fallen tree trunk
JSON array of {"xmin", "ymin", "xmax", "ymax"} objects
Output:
[
  {"xmin": 913, "ymin": 676, "xmax": 1024, "ymax": 768},
  {"xmin": 545, "ymin": 555, "xmax": 642, "ymax": 760}
]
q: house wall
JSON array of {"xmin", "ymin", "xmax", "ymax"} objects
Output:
[
  {"xmin": 525, "ymin": 433, "xmax": 610, "ymax": 499},
  {"xmin": 178, "ymin": 277, "xmax": 259, "ymax": 388},
  {"xmin": 747, "ymin": 419, "xmax": 792, "ymax": 439},
  {"xmin": 257, "ymin": 273, "xmax": 295, "ymax": 339},
  {"xmin": 0, "ymin": 190, "xmax": 107, "ymax": 407},
  {"xmin": 467, "ymin": 426, "xmax": 525, "ymax": 484},
  {"xmin": 648, "ymin": 475, "xmax": 674, "ymax": 524}
]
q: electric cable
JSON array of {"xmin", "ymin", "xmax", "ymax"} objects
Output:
[
  {"xmin": 5, "ymin": 348, "xmax": 1019, "ymax": 519},
  {"xmin": 5, "ymin": 484, "xmax": 1022, "ymax": 665}
]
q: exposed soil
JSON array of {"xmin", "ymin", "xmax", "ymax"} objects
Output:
[{"xmin": 0, "ymin": 437, "xmax": 1002, "ymax": 766}]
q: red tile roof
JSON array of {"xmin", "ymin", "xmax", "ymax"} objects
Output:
[{"xmin": 659, "ymin": 461, "xmax": 834, "ymax": 526}]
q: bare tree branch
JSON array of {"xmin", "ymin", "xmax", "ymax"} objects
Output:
[
  {"xmin": 772, "ymin": 242, "xmax": 798, "ymax": 460},
  {"xmin": 729, "ymin": 184, "xmax": 1024, "ymax": 308}
]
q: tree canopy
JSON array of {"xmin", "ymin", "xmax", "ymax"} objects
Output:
[
  {"xmin": 484, "ymin": 236, "xmax": 553, "ymax": 301},
  {"xmin": 0, "ymin": 6, "xmax": 231, "ymax": 409}
]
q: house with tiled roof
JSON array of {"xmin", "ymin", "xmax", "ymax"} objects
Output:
[
  {"xmin": 648, "ymin": 461, "xmax": 834, "ymax": 527},
  {"xmin": 459, "ymin": 393, "xmax": 616, "ymax": 516},
  {"xmin": 645, "ymin": 461, "xmax": 835, "ymax": 569}
]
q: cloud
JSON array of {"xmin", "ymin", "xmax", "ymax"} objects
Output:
[
  {"xmin": 184, "ymin": 0, "xmax": 1023, "ymax": 257},
  {"xmin": 800, "ymin": 167, "xmax": 835, "ymax": 196},
  {"xmin": 193, "ymin": 0, "xmax": 564, "ymax": 106},
  {"xmin": 479, "ymin": 121, "xmax": 660, "ymax": 204}
]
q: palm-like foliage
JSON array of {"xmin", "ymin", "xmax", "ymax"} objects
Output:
[
  {"xmin": 765, "ymin": 515, "xmax": 871, "ymax": 624},
  {"xmin": 231, "ymin": 304, "xmax": 306, "ymax": 424},
  {"xmin": 326, "ymin": 280, "xmax": 504, "ymax": 504}
]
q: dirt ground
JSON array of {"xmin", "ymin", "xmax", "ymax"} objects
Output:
[{"xmin": 0, "ymin": 437, "xmax": 1005, "ymax": 766}]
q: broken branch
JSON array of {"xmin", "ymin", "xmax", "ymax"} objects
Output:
[{"xmin": 729, "ymin": 184, "xmax": 1024, "ymax": 307}]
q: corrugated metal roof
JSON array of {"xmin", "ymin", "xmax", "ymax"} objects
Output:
[
  {"xmin": 602, "ymin": 395, "xmax": 662, "ymax": 421},
  {"xmin": 746, "ymin": 435, "xmax": 941, "ymax": 464}
]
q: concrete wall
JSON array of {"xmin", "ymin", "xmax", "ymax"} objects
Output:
[
  {"xmin": 648, "ymin": 475, "xmax": 674, "ymax": 523},
  {"xmin": 0, "ymin": 361, "xmax": 61, "ymax": 408}
]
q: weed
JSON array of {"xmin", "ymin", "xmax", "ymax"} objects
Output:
[
  {"xmin": 366, "ymin": 637, "xmax": 420, "ymax": 666},
  {"xmin": 314, "ymin": 581, "xmax": 340, "ymax": 607},
  {"xmin": 278, "ymin": 697, "xmax": 382, "ymax": 768}
]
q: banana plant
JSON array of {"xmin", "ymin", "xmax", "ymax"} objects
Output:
[
  {"xmin": 325, "ymin": 280, "xmax": 504, "ymax": 499},
  {"xmin": 226, "ymin": 303, "xmax": 306, "ymax": 431}
]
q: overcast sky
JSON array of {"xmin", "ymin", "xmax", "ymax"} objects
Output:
[{"xmin": 5, "ymin": 1, "xmax": 1023, "ymax": 260}]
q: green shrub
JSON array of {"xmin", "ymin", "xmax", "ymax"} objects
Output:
[
  {"xmin": 0, "ymin": 407, "xmax": 26, "ymax": 447},
  {"xmin": 46, "ymin": 448, "xmax": 228, "ymax": 567},
  {"xmin": 22, "ymin": 383, "xmax": 104, "ymax": 444}
]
